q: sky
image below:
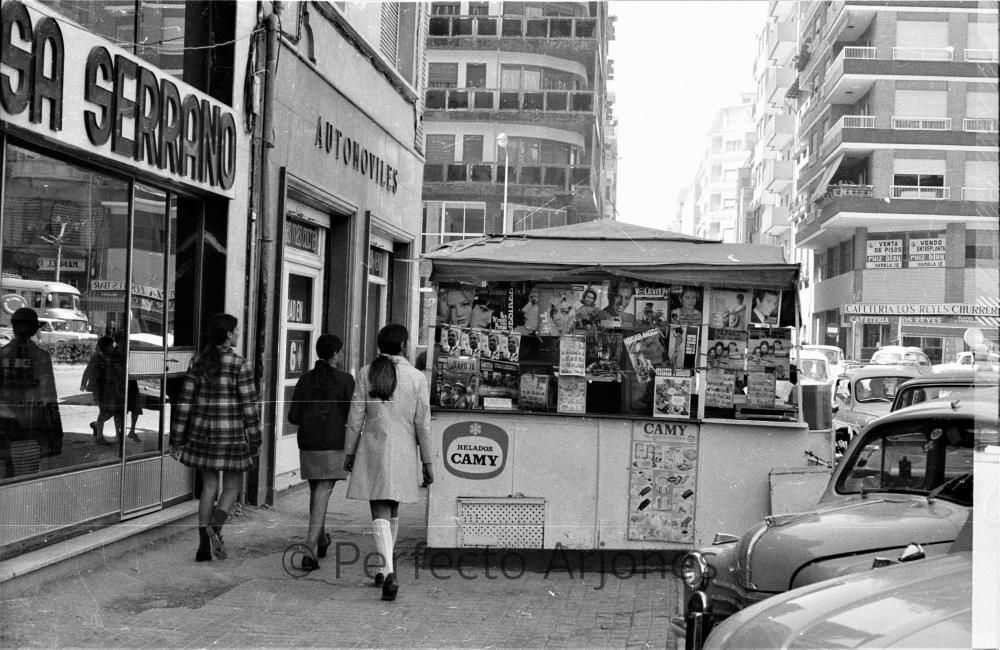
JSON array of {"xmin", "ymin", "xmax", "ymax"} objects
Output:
[{"xmin": 609, "ymin": 1, "xmax": 768, "ymax": 229}]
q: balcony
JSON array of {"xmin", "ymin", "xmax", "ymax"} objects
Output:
[
  {"xmin": 823, "ymin": 114, "xmax": 877, "ymax": 148},
  {"xmin": 762, "ymin": 159, "xmax": 793, "ymax": 191},
  {"xmin": 961, "ymin": 187, "xmax": 999, "ymax": 201},
  {"xmin": 765, "ymin": 113, "xmax": 795, "ymax": 150},
  {"xmin": 423, "ymin": 162, "xmax": 591, "ymax": 192},
  {"xmin": 766, "ymin": 20, "xmax": 797, "ymax": 65},
  {"xmin": 765, "ymin": 67, "xmax": 796, "ymax": 105},
  {"xmin": 965, "ymin": 48, "xmax": 999, "ymax": 62},
  {"xmin": 761, "ymin": 204, "xmax": 791, "ymax": 234},
  {"xmin": 892, "ymin": 47, "xmax": 954, "ymax": 61},
  {"xmin": 425, "ymin": 88, "xmax": 595, "ymax": 115},
  {"xmin": 890, "ymin": 185, "xmax": 950, "ymax": 200},
  {"xmin": 891, "ymin": 117, "xmax": 951, "ymax": 131},
  {"xmin": 826, "ymin": 183, "xmax": 874, "ymax": 199},
  {"xmin": 964, "ymin": 118, "xmax": 998, "ymax": 132},
  {"xmin": 428, "ymin": 14, "xmax": 597, "ymax": 40}
]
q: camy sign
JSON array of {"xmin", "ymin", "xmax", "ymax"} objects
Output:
[
  {"xmin": 0, "ymin": 0, "xmax": 237, "ymax": 195},
  {"xmin": 442, "ymin": 421, "xmax": 508, "ymax": 480}
]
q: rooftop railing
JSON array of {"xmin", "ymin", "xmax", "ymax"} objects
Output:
[
  {"xmin": 891, "ymin": 117, "xmax": 952, "ymax": 130},
  {"xmin": 843, "ymin": 46, "xmax": 877, "ymax": 59},
  {"xmin": 964, "ymin": 48, "xmax": 999, "ymax": 62},
  {"xmin": 425, "ymin": 88, "xmax": 595, "ymax": 113},
  {"xmin": 428, "ymin": 14, "xmax": 597, "ymax": 40},
  {"xmin": 963, "ymin": 117, "xmax": 998, "ymax": 132},
  {"xmin": 891, "ymin": 46, "xmax": 954, "ymax": 61},
  {"xmin": 827, "ymin": 184, "xmax": 874, "ymax": 198},
  {"xmin": 961, "ymin": 187, "xmax": 999, "ymax": 201},
  {"xmin": 423, "ymin": 162, "xmax": 591, "ymax": 191},
  {"xmin": 891, "ymin": 185, "xmax": 950, "ymax": 200}
]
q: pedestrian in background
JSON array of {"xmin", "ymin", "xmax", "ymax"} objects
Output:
[
  {"xmin": 288, "ymin": 334, "xmax": 354, "ymax": 570},
  {"xmin": 344, "ymin": 324, "xmax": 433, "ymax": 601},
  {"xmin": 169, "ymin": 313, "xmax": 261, "ymax": 563},
  {"xmin": 81, "ymin": 335, "xmax": 125, "ymax": 445}
]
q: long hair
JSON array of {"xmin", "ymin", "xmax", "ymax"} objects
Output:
[
  {"xmin": 368, "ymin": 323, "xmax": 407, "ymax": 401},
  {"xmin": 199, "ymin": 313, "xmax": 238, "ymax": 380}
]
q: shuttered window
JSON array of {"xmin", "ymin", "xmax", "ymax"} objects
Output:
[
  {"xmin": 894, "ymin": 89, "xmax": 947, "ymax": 117},
  {"xmin": 894, "ymin": 158, "xmax": 946, "ymax": 175},
  {"xmin": 964, "ymin": 160, "xmax": 998, "ymax": 190},
  {"xmin": 896, "ymin": 20, "xmax": 948, "ymax": 48},
  {"xmin": 425, "ymin": 135, "xmax": 455, "ymax": 163},
  {"xmin": 379, "ymin": 2, "xmax": 400, "ymax": 65},
  {"xmin": 428, "ymin": 63, "xmax": 459, "ymax": 88},
  {"xmin": 966, "ymin": 90, "xmax": 999, "ymax": 118},
  {"xmin": 967, "ymin": 21, "xmax": 999, "ymax": 50}
]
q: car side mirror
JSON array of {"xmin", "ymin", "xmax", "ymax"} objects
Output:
[
  {"xmin": 898, "ymin": 543, "xmax": 925, "ymax": 563},
  {"xmin": 831, "ymin": 404, "xmax": 839, "ymax": 414}
]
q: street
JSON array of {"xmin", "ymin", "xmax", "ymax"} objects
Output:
[{"xmin": 1, "ymin": 484, "xmax": 681, "ymax": 649}]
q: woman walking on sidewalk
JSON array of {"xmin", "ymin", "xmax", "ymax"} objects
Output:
[
  {"xmin": 169, "ymin": 313, "xmax": 261, "ymax": 562},
  {"xmin": 288, "ymin": 334, "xmax": 354, "ymax": 570},
  {"xmin": 343, "ymin": 324, "xmax": 433, "ymax": 601}
]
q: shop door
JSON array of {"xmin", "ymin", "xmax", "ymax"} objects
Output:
[{"xmin": 274, "ymin": 260, "xmax": 324, "ymax": 485}]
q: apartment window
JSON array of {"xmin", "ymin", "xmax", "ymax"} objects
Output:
[
  {"xmin": 462, "ymin": 135, "xmax": 484, "ymax": 163},
  {"xmin": 896, "ymin": 20, "xmax": 949, "ymax": 49},
  {"xmin": 425, "ymin": 135, "xmax": 455, "ymax": 163},
  {"xmin": 501, "ymin": 66, "xmax": 541, "ymax": 90},
  {"xmin": 839, "ymin": 238, "xmax": 854, "ymax": 274},
  {"xmin": 509, "ymin": 204, "xmax": 568, "ymax": 231},
  {"xmin": 968, "ymin": 21, "xmax": 999, "ymax": 52},
  {"xmin": 466, "ymin": 64, "xmax": 487, "ymax": 88},
  {"xmin": 895, "ymin": 90, "xmax": 947, "ymax": 118},
  {"xmin": 893, "ymin": 158, "xmax": 945, "ymax": 198},
  {"xmin": 468, "ymin": 2, "xmax": 489, "ymax": 16},
  {"xmin": 966, "ymin": 90, "xmax": 999, "ymax": 119},
  {"xmin": 825, "ymin": 244, "xmax": 840, "ymax": 279},
  {"xmin": 722, "ymin": 198, "xmax": 736, "ymax": 209},
  {"xmin": 379, "ymin": 2, "xmax": 400, "ymax": 64},
  {"xmin": 428, "ymin": 63, "xmax": 459, "ymax": 89},
  {"xmin": 966, "ymin": 230, "xmax": 999, "ymax": 268},
  {"xmin": 724, "ymin": 140, "xmax": 742, "ymax": 152},
  {"xmin": 431, "ymin": 2, "xmax": 460, "ymax": 15},
  {"xmin": 422, "ymin": 201, "xmax": 499, "ymax": 251},
  {"xmin": 710, "ymin": 166, "xmax": 722, "ymax": 182},
  {"xmin": 503, "ymin": 2, "xmax": 525, "ymax": 15},
  {"xmin": 723, "ymin": 168, "xmax": 738, "ymax": 182},
  {"xmin": 497, "ymin": 137, "xmax": 578, "ymax": 166},
  {"xmin": 963, "ymin": 160, "xmax": 999, "ymax": 200}
]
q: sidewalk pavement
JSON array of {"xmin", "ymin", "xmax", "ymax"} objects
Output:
[{"xmin": 1, "ymin": 484, "xmax": 681, "ymax": 648}]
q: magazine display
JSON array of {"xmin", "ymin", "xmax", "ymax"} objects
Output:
[
  {"xmin": 653, "ymin": 369, "xmax": 693, "ymax": 418},
  {"xmin": 748, "ymin": 289, "xmax": 782, "ymax": 326},
  {"xmin": 747, "ymin": 328, "xmax": 792, "ymax": 380},
  {"xmin": 585, "ymin": 330, "xmax": 624, "ymax": 380},
  {"xmin": 433, "ymin": 356, "xmax": 480, "ymax": 410},
  {"xmin": 477, "ymin": 359, "xmax": 519, "ymax": 409},
  {"xmin": 707, "ymin": 327, "xmax": 748, "ymax": 371},
  {"xmin": 633, "ymin": 285, "xmax": 671, "ymax": 333},
  {"xmin": 669, "ymin": 286, "xmax": 703, "ymax": 326},
  {"xmin": 519, "ymin": 374, "xmax": 551, "ymax": 411},
  {"xmin": 708, "ymin": 288, "xmax": 749, "ymax": 331},
  {"xmin": 666, "ymin": 325, "xmax": 699, "ymax": 370},
  {"xmin": 557, "ymin": 375, "xmax": 586, "ymax": 413}
]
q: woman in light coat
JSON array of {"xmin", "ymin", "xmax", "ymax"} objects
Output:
[{"xmin": 343, "ymin": 324, "xmax": 433, "ymax": 601}]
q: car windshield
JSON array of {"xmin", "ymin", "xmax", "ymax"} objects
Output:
[
  {"xmin": 49, "ymin": 320, "xmax": 70, "ymax": 332},
  {"xmin": 799, "ymin": 359, "xmax": 829, "ymax": 381},
  {"xmin": 63, "ymin": 319, "xmax": 88, "ymax": 333},
  {"xmin": 47, "ymin": 292, "xmax": 81, "ymax": 310},
  {"xmin": 855, "ymin": 376, "xmax": 907, "ymax": 402},
  {"xmin": 811, "ymin": 348, "xmax": 840, "ymax": 365},
  {"xmin": 837, "ymin": 419, "xmax": 977, "ymax": 504},
  {"xmin": 894, "ymin": 385, "xmax": 982, "ymax": 410},
  {"xmin": 871, "ymin": 350, "xmax": 904, "ymax": 364}
]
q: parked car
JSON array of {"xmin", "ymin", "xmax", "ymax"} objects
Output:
[
  {"xmin": 34, "ymin": 317, "xmax": 98, "ymax": 345},
  {"xmin": 676, "ymin": 395, "xmax": 989, "ymax": 649},
  {"xmin": 0, "ymin": 326, "xmax": 12, "ymax": 344},
  {"xmin": 802, "ymin": 344, "xmax": 847, "ymax": 378},
  {"xmin": 934, "ymin": 350, "xmax": 1000, "ymax": 373},
  {"xmin": 832, "ymin": 364, "xmax": 923, "ymax": 455},
  {"xmin": 702, "ymin": 514, "xmax": 976, "ymax": 649},
  {"xmin": 891, "ymin": 369, "xmax": 999, "ymax": 411},
  {"xmin": 869, "ymin": 345, "xmax": 932, "ymax": 373}
]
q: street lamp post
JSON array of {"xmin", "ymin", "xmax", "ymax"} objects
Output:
[
  {"xmin": 497, "ymin": 132, "xmax": 509, "ymax": 228},
  {"xmin": 39, "ymin": 221, "xmax": 68, "ymax": 282}
]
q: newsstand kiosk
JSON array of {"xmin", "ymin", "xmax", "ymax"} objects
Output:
[{"xmin": 420, "ymin": 222, "xmax": 827, "ymax": 551}]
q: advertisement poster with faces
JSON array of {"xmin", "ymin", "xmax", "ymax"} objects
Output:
[
  {"xmin": 707, "ymin": 328, "xmax": 748, "ymax": 370},
  {"xmin": 537, "ymin": 284, "xmax": 581, "ymax": 336},
  {"xmin": 748, "ymin": 289, "xmax": 782, "ymax": 326},
  {"xmin": 708, "ymin": 288, "xmax": 750, "ymax": 331},
  {"xmin": 572, "ymin": 283, "xmax": 608, "ymax": 329},
  {"xmin": 747, "ymin": 328, "xmax": 792, "ymax": 380},
  {"xmin": 669, "ymin": 286, "xmax": 704, "ymax": 326},
  {"xmin": 628, "ymin": 421, "xmax": 699, "ymax": 543},
  {"xmin": 633, "ymin": 286, "xmax": 671, "ymax": 333},
  {"xmin": 438, "ymin": 283, "xmax": 514, "ymax": 331}
]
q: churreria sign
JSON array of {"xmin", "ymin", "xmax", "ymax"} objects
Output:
[{"xmin": 1, "ymin": 0, "xmax": 237, "ymax": 194}]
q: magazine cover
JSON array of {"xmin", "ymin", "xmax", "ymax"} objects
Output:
[
  {"xmin": 653, "ymin": 369, "xmax": 693, "ymax": 418},
  {"xmin": 557, "ymin": 375, "xmax": 587, "ymax": 413},
  {"xmin": 747, "ymin": 328, "xmax": 791, "ymax": 379},
  {"xmin": 503, "ymin": 331, "xmax": 520, "ymax": 362},
  {"xmin": 559, "ymin": 335, "xmax": 587, "ymax": 376},
  {"xmin": 481, "ymin": 330, "xmax": 509, "ymax": 360},
  {"xmin": 459, "ymin": 329, "xmax": 487, "ymax": 357},
  {"xmin": 519, "ymin": 374, "xmax": 551, "ymax": 411},
  {"xmin": 705, "ymin": 367, "xmax": 736, "ymax": 408},
  {"xmin": 585, "ymin": 330, "xmax": 624, "ymax": 380},
  {"xmin": 708, "ymin": 288, "xmax": 750, "ymax": 330},
  {"xmin": 746, "ymin": 365, "xmax": 777, "ymax": 406},
  {"xmin": 572, "ymin": 283, "xmax": 608, "ymax": 329},
  {"xmin": 437, "ymin": 325, "xmax": 463, "ymax": 357},
  {"xmin": 666, "ymin": 325, "xmax": 699, "ymax": 370},
  {"xmin": 477, "ymin": 359, "xmax": 519, "ymax": 409},
  {"xmin": 537, "ymin": 284, "xmax": 581, "ymax": 336},
  {"xmin": 748, "ymin": 288, "xmax": 782, "ymax": 326},
  {"xmin": 633, "ymin": 285, "xmax": 671, "ymax": 333},
  {"xmin": 433, "ymin": 356, "xmax": 480, "ymax": 409},
  {"xmin": 669, "ymin": 286, "xmax": 704, "ymax": 326},
  {"xmin": 624, "ymin": 328, "xmax": 669, "ymax": 384},
  {"xmin": 437, "ymin": 283, "xmax": 515, "ymax": 331},
  {"xmin": 707, "ymin": 327, "xmax": 748, "ymax": 370},
  {"xmin": 513, "ymin": 284, "xmax": 542, "ymax": 333}
]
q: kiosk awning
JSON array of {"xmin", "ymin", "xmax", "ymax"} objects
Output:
[{"xmin": 423, "ymin": 221, "xmax": 799, "ymax": 289}]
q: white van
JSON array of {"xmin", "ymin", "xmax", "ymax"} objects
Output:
[{"xmin": 0, "ymin": 277, "xmax": 90, "ymax": 333}]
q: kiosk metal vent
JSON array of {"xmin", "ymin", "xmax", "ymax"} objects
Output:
[{"xmin": 457, "ymin": 497, "xmax": 545, "ymax": 548}]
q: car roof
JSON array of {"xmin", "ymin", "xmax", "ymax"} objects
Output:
[
  {"xmin": 865, "ymin": 394, "xmax": 998, "ymax": 429},
  {"xmin": 901, "ymin": 369, "xmax": 1000, "ymax": 386},
  {"xmin": 804, "ymin": 344, "xmax": 842, "ymax": 352},
  {"xmin": 839, "ymin": 364, "xmax": 923, "ymax": 380},
  {"xmin": 36, "ymin": 317, "xmax": 65, "ymax": 323}
]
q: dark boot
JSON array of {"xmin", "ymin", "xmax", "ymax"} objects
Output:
[
  {"xmin": 196, "ymin": 527, "xmax": 212, "ymax": 562},
  {"xmin": 209, "ymin": 509, "xmax": 229, "ymax": 560}
]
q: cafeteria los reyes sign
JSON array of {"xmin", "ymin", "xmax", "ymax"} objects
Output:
[
  {"xmin": 1, "ymin": 1, "xmax": 237, "ymax": 195},
  {"xmin": 844, "ymin": 303, "xmax": 1000, "ymax": 317}
]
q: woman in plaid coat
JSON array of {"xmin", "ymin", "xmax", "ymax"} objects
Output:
[{"xmin": 169, "ymin": 313, "xmax": 261, "ymax": 563}]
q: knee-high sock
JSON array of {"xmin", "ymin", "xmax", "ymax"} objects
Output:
[
  {"xmin": 390, "ymin": 517, "xmax": 399, "ymax": 545},
  {"xmin": 373, "ymin": 518, "xmax": 394, "ymax": 575}
]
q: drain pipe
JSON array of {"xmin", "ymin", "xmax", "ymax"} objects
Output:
[{"xmin": 249, "ymin": 3, "xmax": 281, "ymax": 506}]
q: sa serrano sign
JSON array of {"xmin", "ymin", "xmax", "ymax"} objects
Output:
[{"xmin": 1, "ymin": 0, "xmax": 237, "ymax": 196}]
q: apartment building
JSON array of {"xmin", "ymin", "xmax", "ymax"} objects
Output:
[
  {"xmin": 421, "ymin": 1, "xmax": 617, "ymax": 252},
  {"xmin": 783, "ymin": 0, "xmax": 998, "ymax": 362},
  {"xmin": 691, "ymin": 95, "xmax": 755, "ymax": 242}
]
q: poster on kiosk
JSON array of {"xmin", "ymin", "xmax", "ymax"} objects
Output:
[{"xmin": 421, "ymin": 222, "xmax": 806, "ymax": 551}]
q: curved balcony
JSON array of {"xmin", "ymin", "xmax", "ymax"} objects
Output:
[
  {"xmin": 428, "ymin": 14, "xmax": 599, "ymax": 61},
  {"xmin": 423, "ymin": 161, "xmax": 591, "ymax": 193},
  {"xmin": 425, "ymin": 87, "xmax": 595, "ymax": 121}
]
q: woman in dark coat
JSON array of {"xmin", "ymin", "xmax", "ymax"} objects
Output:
[
  {"xmin": 288, "ymin": 334, "xmax": 354, "ymax": 570},
  {"xmin": 169, "ymin": 314, "xmax": 261, "ymax": 562}
]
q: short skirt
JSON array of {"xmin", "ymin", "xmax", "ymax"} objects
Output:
[{"xmin": 300, "ymin": 449, "xmax": 348, "ymax": 481}]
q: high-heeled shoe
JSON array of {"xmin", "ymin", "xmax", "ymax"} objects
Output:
[
  {"xmin": 196, "ymin": 547, "xmax": 212, "ymax": 562},
  {"xmin": 381, "ymin": 573, "xmax": 398, "ymax": 601},
  {"xmin": 317, "ymin": 533, "xmax": 331, "ymax": 558},
  {"xmin": 301, "ymin": 556, "xmax": 320, "ymax": 571},
  {"xmin": 209, "ymin": 530, "xmax": 228, "ymax": 560},
  {"xmin": 374, "ymin": 572, "xmax": 385, "ymax": 587}
]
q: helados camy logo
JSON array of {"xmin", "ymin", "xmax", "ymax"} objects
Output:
[{"xmin": 442, "ymin": 421, "xmax": 508, "ymax": 480}]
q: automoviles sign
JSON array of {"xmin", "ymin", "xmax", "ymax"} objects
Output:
[
  {"xmin": 1, "ymin": 1, "xmax": 237, "ymax": 195},
  {"xmin": 442, "ymin": 421, "xmax": 508, "ymax": 480}
]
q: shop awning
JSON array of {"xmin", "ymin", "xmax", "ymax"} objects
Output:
[
  {"xmin": 423, "ymin": 221, "xmax": 799, "ymax": 289},
  {"xmin": 810, "ymin": 153, "xmax": 844, "ymax": 203}
]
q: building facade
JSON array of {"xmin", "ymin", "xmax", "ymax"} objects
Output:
[
  {"xmin": 691, "ymin": 94, "xmax": 755, "ymax": 243},
  {"xmin": 253, "ymin": 2, "xmax": 429, "ymax": 497},
  {"xmin": 1, "ymin": 0, "xmax": 253, "ymax": 557},
  {"xmin": 420, "ymin": 0, "xmax": 617, "ymax": 252},
  {"xmin": 784, "ymin": 0, "xmax": 998, "ymax": 362}
]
